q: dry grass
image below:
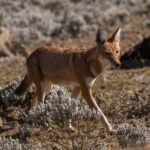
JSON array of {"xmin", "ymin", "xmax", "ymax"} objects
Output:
[{"xmin": 0, "ymin": 57, "xmax": 150, "ymax": 149}]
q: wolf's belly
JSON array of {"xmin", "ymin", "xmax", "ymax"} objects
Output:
[{"xmin": 52, "ymin": 80, "xmax": 79, "ymax": 86}]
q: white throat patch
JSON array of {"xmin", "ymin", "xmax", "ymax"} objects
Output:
[{"xmin": 86, "ymin": 77, "xmax": 96, "ymax": 87}]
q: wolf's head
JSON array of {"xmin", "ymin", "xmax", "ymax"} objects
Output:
[{"xmin": 96, "ymin": 27, "xmax": 121, "ymax": 68}]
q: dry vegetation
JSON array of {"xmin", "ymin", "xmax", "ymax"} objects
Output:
[
  {"xmin": 0, "ymin": 56, "xmax": 150, "ymax": 149},
  {"xmin": 0, "ymin": 0, "xmax": 150, "ymax": 149}
]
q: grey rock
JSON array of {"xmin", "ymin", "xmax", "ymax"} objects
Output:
[{"xmin": 117, "ymin": 123, "xmax": 150, "ymax": 148}]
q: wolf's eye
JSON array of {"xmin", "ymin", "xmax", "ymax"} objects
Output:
[
  {"xmin": 105, "ymin": 52, "xmax": 110, "ymax": 56},
  {"xmin": 116, "ymin": 50, "xmax": 119, "ymax": 54}
]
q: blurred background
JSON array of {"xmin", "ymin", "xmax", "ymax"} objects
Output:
[
  {"xmin": 0, "ymin": 0, "xmax": 149, "ymax": 53},
  {"xmin": 0, "ymin": 0, "xmax": 150, "ymax": 149}
]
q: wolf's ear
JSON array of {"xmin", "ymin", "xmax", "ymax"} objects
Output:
[
  {"xmin": 110, "ymin": 27, "xmax": 121, "ymax": 43},
  {"xmin": 95, "ymin": 28, "xmax": 106, "ymax": 44}
]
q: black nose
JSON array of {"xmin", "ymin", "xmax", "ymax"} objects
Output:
[{"xmin": 116, "ymin": 63, "xmax": 121, "ymax": 68}]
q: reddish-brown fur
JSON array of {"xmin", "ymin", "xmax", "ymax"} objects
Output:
[{"xmin": 15, "ymin": 27, "xmax": 122, "ymax": 131}]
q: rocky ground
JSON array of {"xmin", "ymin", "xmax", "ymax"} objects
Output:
[
  {"xmin": 0, "ymin": 0, "xmax": 150, "ymax": 149},
  {"xmin": 0, "ymin": 62, "xmax": 150, "ymax": 149}
]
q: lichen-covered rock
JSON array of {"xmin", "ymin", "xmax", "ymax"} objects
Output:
[
  {"xmin": 1, "ymin": 77, "xmax": 150, "ymax": 149},
  {"xmin": 0, "ymin": 137, "xmax": 50, "ymax": 150},
  {"xmin": 117, "ymin": 123, "xmax": 150, "ymax": 148},
  {"xmin": 0, "ymin": 77, "xmax": 105, "ymax": 149},
  {"xmin": 0, "ymin": 77, "xmax": 100, "ymax": 126}
]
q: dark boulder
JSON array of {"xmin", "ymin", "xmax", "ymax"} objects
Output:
[{"xmin": 121, "ymin": 37, "xmax": 150, "ymax": 68}]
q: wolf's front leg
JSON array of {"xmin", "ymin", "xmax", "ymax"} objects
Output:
[
  {"xmin": 67, "ymin": 86, "xmax": 81, "ymax": 131},
  {"xmin": 77, "ymin": 76, "xmax": 112, "ymax": 131},
  {"xmin": 81, "ymin": 87, "xmax": 112, "ymax": 131}
]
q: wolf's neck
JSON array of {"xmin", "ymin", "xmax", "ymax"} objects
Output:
[
  {"xmin": 84, "ymin": 46, "xmax": 97, "ymax": 62},
  {"xmin": 85, "ymin": 46, "xmax": 110, "ymax": 78}
]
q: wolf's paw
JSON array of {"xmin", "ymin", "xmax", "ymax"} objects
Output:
[
  {"xmin": 109, "ymin": 128, "xmax": 118, "ymax": 135},
  {"xmin": 68, "ymin": 124, "xmax": 77, "ymax": 132}
]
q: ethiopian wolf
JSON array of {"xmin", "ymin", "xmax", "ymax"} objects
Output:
[{"xmin": 15, "ymin": 27, "xmax": 122, "ymax": 131}]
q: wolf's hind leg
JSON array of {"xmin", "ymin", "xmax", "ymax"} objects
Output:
[
  {"xmin": 38, "ymin": 81, "xmax": 52, "ymax": 104},
  {"xmin": 71, "ymin": 86, "xmax": 81, "ymax": 99},
  {"xmin": 67, "ymin": 86, "xmax": 81, "ymax": 132}
]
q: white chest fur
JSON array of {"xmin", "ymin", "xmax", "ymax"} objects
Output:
[{"xmin": 86, "ymin": 77, "xmax": 96, "ymax": 87}]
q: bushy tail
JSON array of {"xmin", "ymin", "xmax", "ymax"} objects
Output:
[{"xmin": 15, "ymin": 74, "xmax": 32, "ymax": 95}]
